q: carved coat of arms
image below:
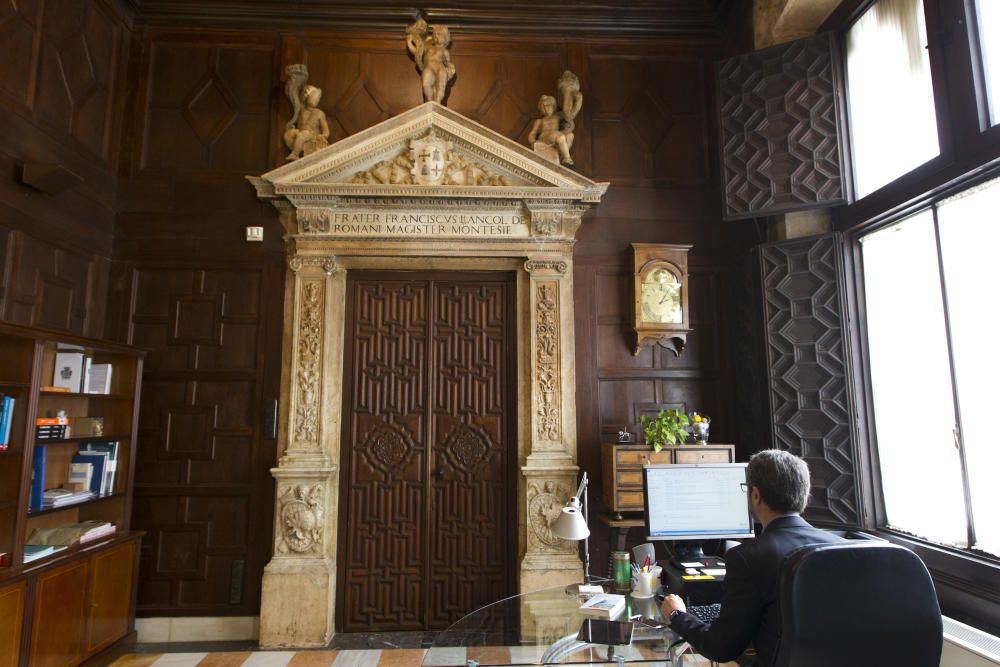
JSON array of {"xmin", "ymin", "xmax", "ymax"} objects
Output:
[{"xmin": 409, "ymin": 130, "xmax": 452, "ymax": 185}]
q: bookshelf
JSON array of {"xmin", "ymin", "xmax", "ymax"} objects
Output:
[{"xmin": 0, "ymin": 322, "xmax": 144, "ymax": 666}]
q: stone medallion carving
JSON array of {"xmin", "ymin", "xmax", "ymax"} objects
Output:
[
  {"xmin": 443, "ymin": 423, "xmax": 490, "ymax": 471},
  {"xmin": 360, "ymin": 421, "xmax": 414, "ymax": 473},
  {"xmin": 288, "ymin": 256, "xmax": 337, "ymax": 274},
  {"xmin": 535, "ymin": 283, "xmax": 561, "ymax": 442},
  {"xmin": 277, "ymin": 483, "xmax": 324, "ymax": 555},
  {"xmin": 346, "ymin": 130, "xmax": 512, "ymax": 187},
  {"xmin": 527, "ymin": 480, "xmax": 569, "ymax": 550},
  {"xmin": 293, "ymin": 281, "xmax": 323, "ymax": 450}
]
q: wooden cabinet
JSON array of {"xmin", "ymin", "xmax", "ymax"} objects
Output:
[
  {"xmin": 601, "ymin": 443, "xmax": 736, "ymax": 516},
  {"xmin": 0, "ymin": 580, "xmax": 25, "ymax": 667},
  {"xmin": 0, "ymin": 323, "xmax": 144, "ymax": 666}
]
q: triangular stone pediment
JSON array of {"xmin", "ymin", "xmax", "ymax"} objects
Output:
[{"xmin": 250, "ymin": 102, "xmax": 608, "ymax": 203}]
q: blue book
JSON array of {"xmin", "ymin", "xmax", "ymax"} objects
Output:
[
  {"xmin": 72, "ymin": 452, "xmax": 108, "ymax": 496},
  {"xmin": 0, "ymin": 395, "xmax": 11, "ymax": 446},
  {"xmin": 30, "ymin": 445, "xmax": 46, "ymax": 511}
]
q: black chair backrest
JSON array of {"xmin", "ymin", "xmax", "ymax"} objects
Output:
[{"xmin": 774, "ymin": 542, "xmax": 942, "ymax": 667}]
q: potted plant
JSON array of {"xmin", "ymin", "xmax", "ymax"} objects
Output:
[{"xmin": 639, "ymin": 409, "xmax": 690, "ymax": 452}]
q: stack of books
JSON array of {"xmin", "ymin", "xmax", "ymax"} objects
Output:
[
  {"xmin": 579, "ymin": 593, "xmax": 627, "ymax": 619},
  {"xmin": 27, "ymin": 520, "xmax": 116, "ymax": 548},
  {"xmin": 41, "ymin": 488, "xmax": 96, "ymax": 509},
  {"xmin": 23, "ymin": 545, "xmax": 67, "ymax": 563},
  {"xmin": 35, "ymin": 416, "xmax": 69, "ymax": 440}
]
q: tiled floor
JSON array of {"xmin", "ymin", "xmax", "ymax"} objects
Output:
[{"xmin": 111, "ymin": 644, "xmax": 723, "ymax": 667}]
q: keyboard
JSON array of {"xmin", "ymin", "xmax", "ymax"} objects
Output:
[{"xmin": 687, "ymin": 603, "xmax": 721, "ymax": 623}]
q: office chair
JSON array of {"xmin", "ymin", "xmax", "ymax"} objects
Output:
[{"xmin": 774, "ymin": 541, "xmax": 942, "ymax": 667}]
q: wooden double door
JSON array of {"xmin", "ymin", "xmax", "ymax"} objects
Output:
[{"xmin": 337, "ymin": 272, "xmax": 517, "ymax": 631}]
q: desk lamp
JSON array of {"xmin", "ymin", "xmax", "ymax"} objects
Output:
[{"xmin": 551, "ymin": 472, "xmax": 592, "ymax": 589}]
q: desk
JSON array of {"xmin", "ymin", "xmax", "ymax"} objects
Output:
[{"xmin": 422, "ymin": 581, "xmax": 675, "ymax": 666}]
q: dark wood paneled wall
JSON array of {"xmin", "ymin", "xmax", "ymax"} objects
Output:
[
  {"xmin": 113, "ymin": 16, "xmax": 759, "ymax": 614},
  {"xmin": 0, "ymin": 0, "xmax": 130, "ymax": 336}
]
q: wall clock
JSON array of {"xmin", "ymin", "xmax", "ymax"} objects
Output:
[{"xmin": 632, "ymin": 243, "xmax": 692, "ymax": 356}]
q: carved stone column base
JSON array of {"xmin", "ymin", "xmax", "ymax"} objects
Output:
[
  {"xmin": 259, "ymin": 557, "xmax": 336, "ymax": 648},
  {"xmin": 519, "ymin": 553, "xmax": 583, "ymax": 592}
]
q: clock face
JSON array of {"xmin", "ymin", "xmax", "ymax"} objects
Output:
[{"xmin": 640, "ymin": 268, "xmax": 682, "ymax": 324}]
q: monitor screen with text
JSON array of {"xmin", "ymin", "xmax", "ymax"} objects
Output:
[{"xmin": 643, "ymin": 463, "xmax": 755, "ymax": 541}]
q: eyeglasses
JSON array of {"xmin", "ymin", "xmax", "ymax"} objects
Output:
[{"xmin": 739, "ymin": 482, "xmax": 749, "ymax": 492}]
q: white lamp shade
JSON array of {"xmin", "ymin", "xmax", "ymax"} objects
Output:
[{"xmin": 551, "ymin": 502, "xmax": 590, "ymax": 540}]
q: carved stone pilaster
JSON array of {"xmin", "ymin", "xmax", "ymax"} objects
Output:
[
  {"xmin": 534, "ymin": 281, "xmax": 562, "ymax": 444},
  {"xmin": 292, "ymin": 280, "xmax": 323, "ymax": 452},
  {"xmin": 519, "ymin": 468, "xmax": 584, "ymax": 592}
]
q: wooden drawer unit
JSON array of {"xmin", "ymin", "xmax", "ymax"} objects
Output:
[{"xmin": 601, "ymin": 443, "xmax": 735, "ymax": 515}]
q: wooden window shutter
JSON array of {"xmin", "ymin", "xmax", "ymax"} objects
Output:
[
  {"xmin": 759, "ymin": 233, "xmax": 862, "ymax": 527},
  {"xmin": 718, "ymin": 32, "xmax": 851, "ymax": 221}
]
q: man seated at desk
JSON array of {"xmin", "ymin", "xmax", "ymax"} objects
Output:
[{"xmin": 660, "ymin": 449, "xmax": 844, "ymax": 666}]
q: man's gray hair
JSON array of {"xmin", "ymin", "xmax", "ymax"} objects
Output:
[{"xmin": 746, "ymin": 449, "xmax": 810, "ymax": 514}]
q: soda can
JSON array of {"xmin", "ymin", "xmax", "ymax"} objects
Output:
[{"xmin": 612, "ymin": 551, "xmax": 630, "ymax": 588}]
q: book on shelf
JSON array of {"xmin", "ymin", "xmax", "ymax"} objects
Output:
[
  {"xmin": 27, "ymin": 520, "xmax": 116, "ymax": 547},
  {"xmin": 0, "ymin": 394, "xmax": 14, "ymax": 448},
  {"xmin": 84, "ymin": 362, "xmax": 112, "ymax": 394},
  {"xmin": 53, "ymin": 351, "xmax": 87, "ymax": 392},
  {"xmin": 23, "ymin": 544, "xmax": 68, "ymax": 563},
  {"xmin": 29, "ymin": 445, "xmax": 46, "ymax": 511},
  {"xmin": 73, "ymin": 450, "xmax": 110, "ymax": 495},
  {"xmin": 35, "ymin": 424, "xmax": 68, "ymax": 440},
  {"xmin": 40, "ymin": 385, "xmax": 71, "ymax": 393},
  {"xmin": 578, "ymin": 593, "xmax": 627, "ymax": 619},
  {"xmin": 42, "ymin": 487, "xmax": 96, "ymax": 508},
  {"xmin": 79, "ymin": 440, "xmax": 118, "ymax": 494},
  {"xmin": 67, "ymin": 461, "xmax": 94, "ymax": 492},
  {"xmin": 36, "ymin": 416, "xmax": 69, "ymax": 426},
  {"xmin": 0, "ymin": 552, "xmax": 8, "ymax": 567}
]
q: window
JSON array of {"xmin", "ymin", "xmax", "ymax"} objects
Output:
[
  {"xmin": 973, "ymin": 0, "xmax": 1000, "ymax": 126},
  {"xmin": 846, "ymin": 0, "xmax": 939, "ymax": 197},
  {"xmin": 861, "ymin": 176, "xmax": 1000, "ymax": 557}
]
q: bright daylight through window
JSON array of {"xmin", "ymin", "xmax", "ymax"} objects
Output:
[
  {"xmin": 846, "ymin": 0, "xmax": 939, "ymax": 198},
  {"xmin": 975, "ymin": 0, "xmax": 1000, "ymax": 126},
  {"xmin": 861, "ymin": 177, "xmax": 1000, "ymax": 557}
]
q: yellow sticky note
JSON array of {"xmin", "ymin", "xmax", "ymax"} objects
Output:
[{"xmin": 681, "ymin": 575, "xmax": 715, "ymax": 580}]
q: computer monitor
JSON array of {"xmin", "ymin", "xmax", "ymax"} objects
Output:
[{"xmin": 643, "ymin": 463, "xmax": 756, "ymax": 564}]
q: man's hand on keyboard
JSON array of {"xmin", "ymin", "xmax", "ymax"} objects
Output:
[{"xmin": 661, "ymin": 593, "xmax": 687, "ymax": 617}]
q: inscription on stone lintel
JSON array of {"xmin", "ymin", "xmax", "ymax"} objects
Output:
[{"xmin": 299, "ymin": 208, "xmax": 529, "ymax": 238}]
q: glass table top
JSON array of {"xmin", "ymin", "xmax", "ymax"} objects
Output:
[{"xmin": 422, "ymin": 581, "xmax": 682, "ymax": 667}]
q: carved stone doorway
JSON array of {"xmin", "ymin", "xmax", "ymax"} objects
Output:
[
  {"xmin": 249, "ymin": 102, "xmax": 608, "ymax": 647},
  {"xmin": 336, "ymin": 271, "xmax": 517, "ymax": 631}
]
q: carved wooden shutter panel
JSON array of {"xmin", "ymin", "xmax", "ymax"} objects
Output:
[
  {"xmin": 718, "ymin": 32, "xmax": 851, "ymax": 220},
  {"xmin": 759, "ymin": 234, "xmax": 861, "ymax": 527}
]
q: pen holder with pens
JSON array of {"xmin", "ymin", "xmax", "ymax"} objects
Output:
[{"xmin": 632, "ymin": 566, "xmax": 662, "ymax": 598}]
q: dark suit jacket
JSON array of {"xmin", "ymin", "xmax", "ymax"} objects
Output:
[{"xmin": 669, "ymin": 515, "xmax": 845, "ymax": 666}]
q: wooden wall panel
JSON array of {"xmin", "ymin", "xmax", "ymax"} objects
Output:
[
  {"xmin": 116, "ymin": 22, "xmax": 760, "ymax": 615},
  {"xmin": 0, "ymin": 0, "xmax": 128, "ymax": 337},
  {"xmin": 127, "ymin": 265, "xmax": 276, "ymax": 615}
]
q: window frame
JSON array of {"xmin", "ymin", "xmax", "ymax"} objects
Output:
[{"xmin": 823, "ymin": 0, "xmax": 1000, "ymax": 633}]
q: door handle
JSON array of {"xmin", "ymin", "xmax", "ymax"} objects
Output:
[{"xmin": 435, "ymin": 466, "xmax": 446, "ymax": 481}]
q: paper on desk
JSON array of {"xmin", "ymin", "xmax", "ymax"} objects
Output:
[
  {"xmin": 680, "ymin": 562, "xmax": 703, "ymax": 568},
  {"xmin": 701, "ymin": 568, "xmax": 726, "ymax": 576}
]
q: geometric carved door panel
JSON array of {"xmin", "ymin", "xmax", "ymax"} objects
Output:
[{"xmin": 338, "ymin": 272, "xmax": 515, "ymax": 632}]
